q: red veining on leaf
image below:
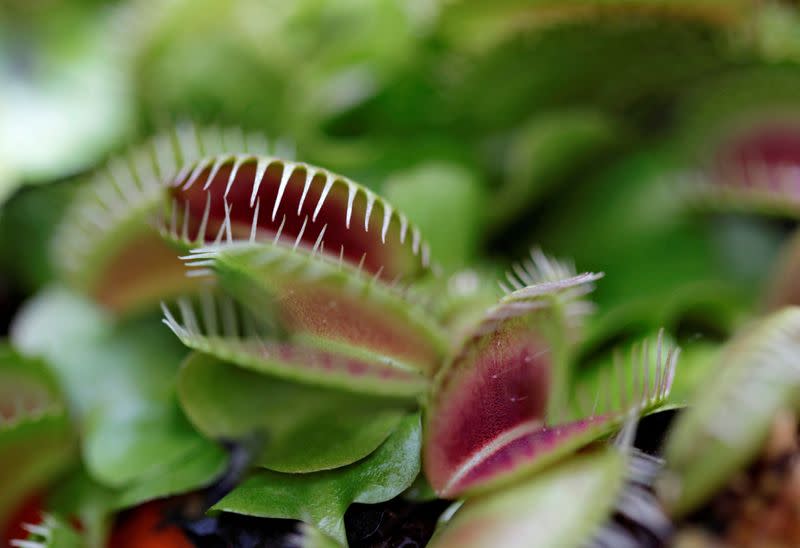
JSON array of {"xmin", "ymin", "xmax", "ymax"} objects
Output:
[
  {"xmin": 255, "ymin": 341, "xmax": 422, "ymax": 383},
  {"xmin": 93, "ymin": 232, "xmax": 199, "ymax": 313},
  {"xmin": 425, "ymin": 320, "xmax": 553, "ymax": 496},
  {"xmin": 444, "ymin": 416, "xmax": 607, "ymax": 497},
  {"xmin": 172, "ymin": 158, "xmax": 424, "ymax": 281},
  {"xmin": 277, "ymin": 284, "xmax": 442, "ymax": 374}
]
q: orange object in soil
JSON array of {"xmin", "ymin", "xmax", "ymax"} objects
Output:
[{"xmin": 109, "ymin": 501, "xmax": 192, "ymax": 548}]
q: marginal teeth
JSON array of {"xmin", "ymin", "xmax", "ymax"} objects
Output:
[
  {"xmin": 364, "ymin": 193, "xmax": 376, "ymax": 231},
  {"xmin": 312, "ymin": 224, "xmax": 327, "ymax": 255},
  {"xmin": 181, "ymin": 199, "xmax": 190, "ymax": 242},
  {"xmin": 345, "ymin": 183, "xmax": 357, "ymax": 229},
  {"xmin": 249, "ymin": 198, "xmax": 261, "ymax": 243},
  {"xmin": 411, "ymin": 227, "xmax": 421, "ymax": 254},
  {"xmin": 293, "ymin": 216, "xmax": 309, "ymax": 250},
  {"xmin": 183, "ymin": 156, "xmax": 214, "ymax": 190},
  {"xmin": 399, "ymin": 215, "xmax": 408, "ymax": 243},
  {"xmin": 272, "ymin": 164, "xmax": 294, "ymax": 221},
  {"xmin": 225, "ymin": 155, "xmax": 247, "ymax": 198},
  {"xmin": 297, "ymin": 167, "xmax": 315, "ymax": 214},
  {"xmin": 274, "ymin": 214, "xmax": 287, "ymax": 244},
  {"xmin": 251, "ymin": 157, "xmax": 271, "ymax": 207},
  {"xmin": 313, "ymin": 173, "xmax": 335, "ymax": 222},
  {"xmin": 203, "ymin": 155, "xmax": 230, "ymax": 191},
  {"xmin": 223, "ymin": 200, "xmax": 234, "ymax": 244},
  {"xmin": 54, "ymin": 125, "xmax": 285, "ymax": 290},
  {"xmin": 501, "ymin": 248, "xmax": 580, "ymax": 296},
  {"xmin": 381, "ymin": 203, "xmax": 393, "ymax": 244},
  {"xmin": 577, "ymin": 330, "xmax": 679, "ymax": 420},
  {"xmin": 196, "ymin": 192, "xmax": 212, "ymax": 244}
]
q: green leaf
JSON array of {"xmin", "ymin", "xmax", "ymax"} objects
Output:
[
  {"xmin": 178, "ymin": 352, "xmax": 409, "ymax": 473},
  {"xmin": 661, "ymin": 307, "xmax": 800, "ymax": 517},
  {"xmin": 11, "ymin": 287, "xmax": 220, "ymax": 490},
  {"xmin": 212, "ymin": 413, "xmax": 422, "ymax": 544},
  {"xmin": 428, "ymin": 449, "xmax": 625, "ymax": 548},
  {"xmin": 0, "ymin": 4, "xmax": 131, "ymax": 196}
]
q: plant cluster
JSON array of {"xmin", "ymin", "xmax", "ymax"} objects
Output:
[{"xmin": 3, "ymin": 1, "xmax": 800, "ymax": 547}]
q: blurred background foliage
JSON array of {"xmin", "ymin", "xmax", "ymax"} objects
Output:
[{"xmin": 2, "ymin": 0, "xmax": 800, "ymax": 352}]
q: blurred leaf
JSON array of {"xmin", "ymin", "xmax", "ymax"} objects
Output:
[
  {"xmin": 661, "ymin": 307, "xmax": 800, "ymax": 517},
  {"xmin": 754, "ymin": 3, "xmax": 800, "ymax": 63},
  {"xmin": 0, "ymin": 5, "xmax": 132, "ymax": 193},
  {"xmin": 446, "ymin": 20, "xmax": 732, "ymax": 133},
  {"xmin": 11, "ymin": 287, "xmax": 220, "ymax": 490},
  {"xmin": 490, "ymin": 109, "xmax": 623, "ymax": 230},
  {"xmin": 384, "ymin": 162, "xmax": 487, "ymax": 270},
  {"xmin": 0, "ymin": 182, "xmax": 77, "ymax": 291},
  {"xmin": 130, "ymin": 0, "xmax": 426, "ymax": 139},
  {"xmin": 438, "ymin": 0, "xmax": 753, "ymax": 51}
]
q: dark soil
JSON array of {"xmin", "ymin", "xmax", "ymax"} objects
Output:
[
  {"xmin": 164, "ymin": 494, "xmax": 450, "ymax": 548},
  {"xmin": 345, "ymin": 497, "xmax": 451, "ymax": 548}
]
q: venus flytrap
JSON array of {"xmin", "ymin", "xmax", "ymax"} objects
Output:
[
  {"xmin": 0, "ymin": 348, "xmax": 75, "ymax": 545},
  {"xmin": 5, "ymin": 133, "xmax": 682, "ymax": 547},
  {"xmin": 425, "ymin": 301, "xmax": 679, "ymax": 499},
  {"xmin": 673, "ymin": 67, "xmax": 800, "ymax": 219},
  {"xmin": 127, "ymin": 139, "xmax": 680, "ymax": 545},
  {"xmin": 427, "ymin": 415, "xmax": 666, "ymax": 548}
]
